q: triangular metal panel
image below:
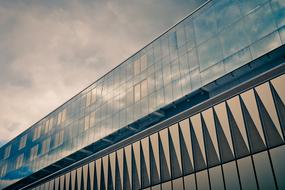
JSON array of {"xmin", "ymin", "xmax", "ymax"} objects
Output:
[
  {"xmin": 226, "ymin": 96, "xmax": 250, "ymax": 151},
  {"xmin": 108, "ymin": 156, "xmax": 114, "ymax": 190},
  {"xmin": 159, "ymin": 128, "xmax": 171, "ymax": 181},
  {"xmin": 60, "ymin": 175, "xmax": 65, "ymax": 190},
  {"xmin": 65, "ymin": 172, "xmax": 70, "ymax": 190},
  {"xmin": 132, "ymin": 141, "xmax": 141, "ymax": 189},
  {"xmin": 270, "ymin": 74, "xmax": 285, "ymax": 105},
  {"xmin": 95, "ymin": 159, "xmax": 102, "ymax": 190},
  {"xmin": 103, "ymin": 156, "xmax": 109, "ymax": 190},
  {"xmin": 141, "ymin": 137, "xmax": 150, "ymax": 188},
  {"xmin": 255, "ymin": 89, "xmax": 284, "ymax": 148},
  {"xmin": 240, "ymin": 94, "xmax": 267, "ymax": 153},
  {"xmin": 88, "ymin": 162, "xmax": 95, "ymax": 190},
  {"xmin": 190, "ymin": 114, "xmax": 206, "ymax": 171},
  {"xmin": 150, "ymin": 133, "xmax": 160, "ymax": 184},
  {"xmin": 240, "ymin": 89, "xmax": 266, "ymax": 145},
  {"xmin": 169, "ymin": 124, "xmax": 182, "ymax": 178},
  {"xmin": 124, "ymin": 145, "xmax": 132, "ymax": 190},
  {"xmin": 179, "ymin": 119, "xmax": 194, "ymax": 175},
  {"xmin": 76, "ymin": 167, "xmax": 83, "ymax": 190},
  {"xmin": 109, "ymin": 152, "xmax": 116, "ymax": 189},
  {"xmin": 83, "ymin": 165, "xmax": 88, "ymax": 190},
  {"xmin": 49, "ymin": 179, "xmax": 55, "ymax": 190},
  {"xmin": 213, "ymin": 108, "xmax": 235, "ymax": 162},
  {"xmin": 213, "ymin": 102, "xmax": 235, "ymax": 155},
  {"xmin": 255, "ymin": 83, "xmax": 284, "ymax": 142},
  {"xmin": 201, "ymin": 108, "xmax": 220, "ymax": 166},
  {"xmin": 71, "ymin": 170, "xmax": 76, "ymax": 190},
  {"xmin": 54, "ymin": 177, "xmax": 59, "ymax": 190},
  {"xmin": 117, "ymin": 149, "xmax": 124, "ymax": 190},
  {"xmin": 226, "ymin": 100, "xmax": 250, "ymax": 158},
  {"xmin": 190, "ymin": 113, "xmax": 207, "ymax": 170},
  {"xmin": 270, "ymin": 82, "xmax": 285, "ymax": 141}
]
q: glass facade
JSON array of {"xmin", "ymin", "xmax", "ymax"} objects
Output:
[
  {"xmin": 28, "ymin": 73, "xmax": 285, "ymax": 190},
  {"xmin": 0, "ymin": 0, "xmax": 285, "ymax": 189}
]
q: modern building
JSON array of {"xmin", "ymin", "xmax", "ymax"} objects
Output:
[{"xmin": 1, "ymin": 0, "xmax": 285, "ymax": 189}]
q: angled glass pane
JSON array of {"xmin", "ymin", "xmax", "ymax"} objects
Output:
[
  {"xmin": 190, "ymin": 113, "xmax": 207, "ymax": 170},
  {"xmin": 150, "ymin": 133, "xmax": 160, "ymax": 184},
  {"xmin": 179, "ymin": 119, "xmax": 194, "ymax": 174},
  {"xmin": 201, "ymin": 108, "xmax": 220, "ymax": 166},
  {"xmin": 250, "ymin": 31, "xmax": 282, "ymax": 59},
  {"xmin": 226, "ymin": 96, "xmax": 250, "ymax": 157},
  {"xmin": 194, "ymin": 3, "xmax": 217, "ymax": 45},
  {"xmin": 169, "ymin": 124, "xmax": 182, "ymax": 178},
  {"xmin": 198, "ymin": 37, "xmax": 223, "ymax": 71},
  {"xmin": 243, "ymin": 3, "xmax": 276, "ymax": 44}
]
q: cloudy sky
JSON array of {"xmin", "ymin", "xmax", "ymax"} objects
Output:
[{"xmin": 0, "ymin": 0, "xmax": 204, "ymax": 147}]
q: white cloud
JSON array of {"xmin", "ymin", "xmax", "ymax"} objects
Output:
[{"xmin": 0, "ymin": 0, "xmax": 206, "ymax": 144}]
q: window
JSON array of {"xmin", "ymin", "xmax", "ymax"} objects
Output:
[
  {"xmin": 44, "ymin": 118, "xmax": 54, "ymax": 134},
  {"xmin": 0, "ymin": 164, "xmax": 7, "ymax": 177},
  {"xmin": 54, "ymin": 130, "xmax": 64, "ymax": 148},
  {"xmin": 57, "ymin": 109, "xmax": 67, "ymax": 126},
  {"xmin": 91, "ymin": 88, "xmax": 96, "ymax": 104},
  {"xmin": 134, "ymin": 80, "xmax": 148, "ymax": 102},
  {"xmin": 42, "ymin": 138, "xmax": 51, "ymax": 155},
  {"xmin": 84, "ymin": 114, "xmax": 90, "ymax": 131},
  {"xmin": 30, "ymin": 145, "xmax": 38, "ymax": 161},
  {"xmin": 4, "ymin": 145, "xmax": 11, "ymax": 159},
  {"xmin": 16, "ymin": 154, "xmax": 24, "ymax": 169},
  {"xmin": 86, "ymin": 91, "xmax": 92, "ymax": 107},
  {"xmin": 134, "ymin": 55, "xmax": 148, "ymax": 76},
  {"xmin": 19, "ymin": 134, "xmax": 27, "ymax": 150},
  {"xmin": 33, "ymin": 126, "xmax": 41, "ymax": 141}
]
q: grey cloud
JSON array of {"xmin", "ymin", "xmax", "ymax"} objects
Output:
[{"xmin": 0, "ymin": 0, "xmax": 205, "ymax": 143}]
